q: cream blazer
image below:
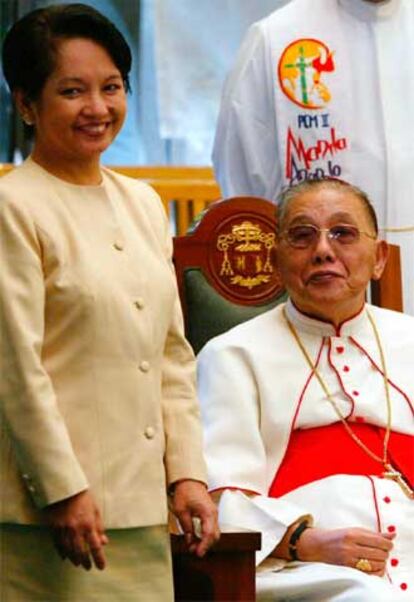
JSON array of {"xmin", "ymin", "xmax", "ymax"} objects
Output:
[{"xmin": 0, "ymin": 158, "xmax": 206, "ymax": 528}]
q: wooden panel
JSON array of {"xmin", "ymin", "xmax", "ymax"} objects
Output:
[
  {"xmin": 149, "ymin": 180, "xmax": 220, "ymax": 202},
  {"xmin": 192, "ymin": 199, "xmax": 209, "ymax": 221},
  {"xmin": 371, "ymin": 243, "xmax": 403, "ymax": 312},
  {"xmin": 171, "ymin": 531, "xmax": 261, "ymax": 602},
  {"xmin": 0, "ymin": 164, "xmax": 216, "ymax": 182},
  {"xmin": 111, "ymin": 165, "xmax": 215, "ymax": 179},
  {"xmin": 0, "ymin": 164, "xmax": 14, "ymax": 177},
  {"xmin": 112, "ymin": 169, "xmax": 221, "ymax": 236}
]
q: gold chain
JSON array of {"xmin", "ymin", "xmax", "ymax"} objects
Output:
[{"xmin": 282, "ymin": 307, "xmax": 391, "ymax": 465}]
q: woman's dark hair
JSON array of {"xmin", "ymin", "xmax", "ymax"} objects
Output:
[{"xmin": 2, "ymin": 3, "xmax": 132, "ymax": 101}]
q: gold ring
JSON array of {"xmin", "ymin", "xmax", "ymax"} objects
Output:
[{"xmin": 355, "ymin": 558, "xmax": 372, "ymax": 572}]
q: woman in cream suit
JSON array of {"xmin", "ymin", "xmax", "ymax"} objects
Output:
[{"xmin": 0, "ymin": 5, "xmax": 218, "ymax": 601}]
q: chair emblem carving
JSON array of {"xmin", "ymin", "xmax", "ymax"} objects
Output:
[
  {"xmin": 217, "ymin": 221, "xmax": 275, "ymax": 289},
  {"xmin": 210, "ymin": 215, "xmax": 284, "ymax": 304}
]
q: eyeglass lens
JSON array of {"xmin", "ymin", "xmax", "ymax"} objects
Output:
[{"xmin": 286, "ymin": 225, "xmax": 360, "ymax": 248}]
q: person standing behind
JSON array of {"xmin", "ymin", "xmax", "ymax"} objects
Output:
[
  {"xmin": 0, "ymin": 5, "xmax": 218, "ymax": 601},
  {"xmin": 213, "ymin": 0, "xmax": 414, "ymax": 315}
]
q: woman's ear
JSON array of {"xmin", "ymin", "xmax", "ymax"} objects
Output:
[
  {"xmin": 371, "ymin": 239, "xmax": 389, "ymax": 281},
  {"xmin": 14, "ymin": 89, "xmax": 35, "ymax": 125}
]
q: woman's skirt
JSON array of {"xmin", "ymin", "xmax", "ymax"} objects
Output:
[{"xmin": 0, "ymin": 523, "xmax": 174, "ymax": 602}]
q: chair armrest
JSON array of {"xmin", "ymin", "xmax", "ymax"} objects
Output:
[{"xmin": 171, "ymin": 528, "xmax": 261, "ymax": 601}]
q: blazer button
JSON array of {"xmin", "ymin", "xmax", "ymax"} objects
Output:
[
  {"xmin": 113, "ymin": 241, "xmax": 124, "ymax": 251},
  {"xmin": 139, "ymin": 360, "xmax": 150, "ymax": 372},
  {"xmin": 134, "ymin": 298, "xmax": 145, "ymax": 310},
  {"xmin": 28, "ymin": 484, "xmax": 36, "ymax": 493},
  {"xmin": 144, "ymin": 426, "xmax": 155, "ymax": 439},
  {"xmin": 22, "ymin": 473, "xmax": 30, "ymax": 481}
]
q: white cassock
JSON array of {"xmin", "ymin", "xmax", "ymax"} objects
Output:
[
  {"xmin": 197, "ymin": 300, "xmax": 414, "ymax": 601},
  {"xmin": 212, "ymin": 0, "xmax": 414, "ymax": 315}
]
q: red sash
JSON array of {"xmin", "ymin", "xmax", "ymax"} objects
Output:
[{"xmin": 269, "ymin": 423, "xmax": 414, "ymax": 497}]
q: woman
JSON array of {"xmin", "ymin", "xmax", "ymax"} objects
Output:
[{"xmin": 0, "ymin": 4, "xmax": 218, "ymax": 600}]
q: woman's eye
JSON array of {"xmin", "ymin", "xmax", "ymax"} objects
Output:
[
  {"xmin": 60, "ymin": 88, "xmax": 81, "ymax": 97},
  {"xmin": 104, "ymin": 83, "xmax": 122, "ymax": 93}
]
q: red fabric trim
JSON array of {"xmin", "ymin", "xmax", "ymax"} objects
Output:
[
  {"xmin": 349, "ymin": 336, "xmax": 414, "ymax": 416},
  {"xmin": 367, "ymin": 476, "xmax": 381, "ymax": 532},
  {"xmin": 290, "ymin": 301, "xmax": 365, "ymax": 336},
  {"xmin": 367, "ymin": 476, "xmax": 393, "ymax": 584},
  {"xmin": 269, "ymin": 423, "xmax": 414, "ymax": 497},
  {"xmin": 335, "ymin": 305, "xmax": 365, "ymax": 336}
]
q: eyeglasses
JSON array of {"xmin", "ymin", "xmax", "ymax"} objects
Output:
[{"xmin": 281, "ymin": 224, "xmax": 377, "ymax": 249}]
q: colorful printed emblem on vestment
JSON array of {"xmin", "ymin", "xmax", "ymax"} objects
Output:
[{"xmin": 278, "ymin": 39, "xmax": 335, "ymax": 109}]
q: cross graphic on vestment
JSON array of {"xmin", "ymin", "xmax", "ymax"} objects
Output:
[{"xmin": 285, "ymin": 46, "xmax": 311, "ymax": 105}]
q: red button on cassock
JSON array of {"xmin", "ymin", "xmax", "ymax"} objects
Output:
[{"xmin": 390, "ymin": 558, "xmax": 399, "ymax": 567}]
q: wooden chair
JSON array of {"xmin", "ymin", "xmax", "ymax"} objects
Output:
[{"xmin": 172, "ymin": 197, "xmax": 279, "ymax": 600}]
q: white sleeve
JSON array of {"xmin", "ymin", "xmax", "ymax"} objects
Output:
[
  {"xmin": 197, "ymin": 338, "xmax": 311, "ymax": 564},
  {"xmin": 212, "ymin": 22, "xmax": 282, "ymax": 200},
  {"xmin": 197, "ymin": 338, "xmax": 268, "ymax": 493},
  {"xmin": 219, "ymin": 490, "xmax": 312, "ymax": 566}
]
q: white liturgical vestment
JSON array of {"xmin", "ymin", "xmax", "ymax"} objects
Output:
[
  {"xmin": 213, "ymin": 0, "xmax": 414, "ymax": 315},
  {"xmin": 198, "ymin": 301, "xmax": 414, "ymax": 601}
]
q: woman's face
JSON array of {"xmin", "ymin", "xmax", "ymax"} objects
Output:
[{"xmin": 27, "ymin": 37, "xmax": 127, "ymax": 170}]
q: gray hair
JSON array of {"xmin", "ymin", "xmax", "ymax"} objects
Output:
[{"xmin": 276, "ymin": 178, "xmax": 379, "ymax": 234}]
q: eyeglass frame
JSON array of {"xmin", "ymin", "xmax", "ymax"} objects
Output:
[{"xmin": 279, "ymin": 223, "xmax": 378, "ymax": 249}]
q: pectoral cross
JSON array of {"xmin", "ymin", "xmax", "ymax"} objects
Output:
[{"xmin": 383, "ymin": 463, "xmax": 414, "ymax": 499}]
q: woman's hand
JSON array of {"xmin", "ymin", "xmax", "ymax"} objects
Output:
[
  {"xmin": 43, "ymin": 490, "xmax": 108, "ymax": 571},
  {"xmin": 297, "ymin": 527, "xmax": 395, "ymax": 576},
  {"xmin": 171, "ymin": 479, "xmax": 220, "ymax": 557}
]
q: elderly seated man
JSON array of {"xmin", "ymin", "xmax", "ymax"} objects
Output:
[{"xmin": 197, "ymin": 179, "xmax": 413, "ymax": 601}]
